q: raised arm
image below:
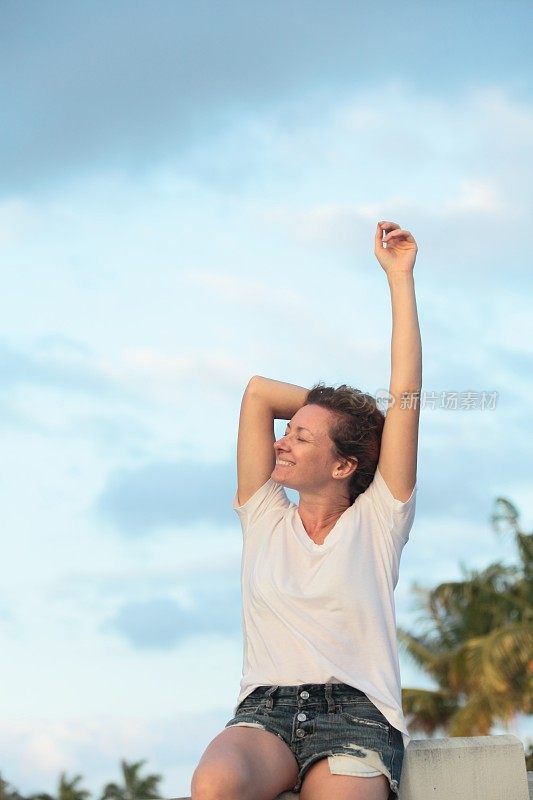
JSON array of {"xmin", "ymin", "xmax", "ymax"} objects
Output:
[
  {"xmin": 237, "ymin": 376, "xmax": 309, "ymax": 506},
  {"xmin": 374, "ymin": 221, "xmax": 422, "ymax": 502}
]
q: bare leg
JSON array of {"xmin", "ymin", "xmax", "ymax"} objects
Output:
[
  {"xmin": 191, "ymin": 725, "xmax": 299, "ymax": 800},
  {"xmin": 300, "ymin": 758, "xmax": 390, "ymax": 800}
]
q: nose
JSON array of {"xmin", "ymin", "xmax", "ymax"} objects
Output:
[{"xmin": 274, "ymin": 434, "xmax": 289, "ymax": 452}]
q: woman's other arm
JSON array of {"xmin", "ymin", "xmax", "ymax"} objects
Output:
[
  {"xmin": 374, "ymin": 221, "xmax": 422, "ymax": 502},
  {"xmin": 237, "ymin": 376, "xmax": 309, "ymax": 505}
]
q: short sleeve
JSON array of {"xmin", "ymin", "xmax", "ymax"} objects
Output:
[
  {"xmin": 233, "ymin": 478, "xmax": 291, "ymax": 533},
  {"xmin": 361, "ymin": 465, "xmax": 417, "ymax": 550}
]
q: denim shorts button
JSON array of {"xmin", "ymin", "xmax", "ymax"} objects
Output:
[
  {"xmin": 297, "ymin": 712, "xmax": 307, "ymax": 721},
  {"xmin": 296, "ymin": 728, "xmax": 306, "ymax": 738},
  {"xmin": 300, "ymin": 690, "xmax": 310, "ymax": 699}
]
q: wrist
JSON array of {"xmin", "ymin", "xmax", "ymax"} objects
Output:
[
  {"xmin": 387, "ymin": 270, "xmax": 415, "ymax": 287},
  {"xmin": 387, "ymin": 267, "xmax": 414, "ymax": 279}
]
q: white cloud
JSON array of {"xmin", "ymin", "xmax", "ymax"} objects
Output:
[
  {"xmin": 0, "ymin": 714, "xmax": 211, "ymax": 796},
  {"xmin": 443, "ymin": 179, "xmax": 505, "ymax": 214},
  {"xmin": 246, "ymin": 84, "xmax": 529, "ymax": 280},
  {"xmin": 184, "ymin": 269, "xmax": 300, "ymax": 306},
  {"xmin": 25, "ymin": 725, "xmax": 77, "ymax": 776},
  {"xmin": 99, "ymin": 345, "xmax": 249, "ymax": 399}
]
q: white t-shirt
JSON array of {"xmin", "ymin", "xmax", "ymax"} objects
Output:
[{"xmin": 232, "ymin": 465, "xmax": 417, "ymax": 749}]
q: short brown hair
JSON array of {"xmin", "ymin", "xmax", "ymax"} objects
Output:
[{"xmin": 305, "ymin": 382, "xmax": 385, "ymax": 504}]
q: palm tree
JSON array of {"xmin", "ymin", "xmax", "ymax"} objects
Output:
[
  {"xmin": 0, "ymin": 774, "xmax": 25, "ymax": 800},
  {"xmin": 58, "ymin": 773, "xmax": 91, "ymax": 800},
  {"xmin": 25, "ymin": 795, "xmax": 55, "ymax": 800},
  {"xmin": 100, "ymin": 760, "xmax": 162, "ymax": 800},
  {"xmin": 399, "ymin": 496, "xmax": 533, "ymax": 737}
]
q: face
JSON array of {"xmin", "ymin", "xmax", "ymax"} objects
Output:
[{"xmin": 272, "ymin": 404, "xmax": 342, "ymax": 492}]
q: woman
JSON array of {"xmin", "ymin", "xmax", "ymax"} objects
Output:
[{"xmin": 191, "ymin": 221, "xmax": 421, "ymax": 800}]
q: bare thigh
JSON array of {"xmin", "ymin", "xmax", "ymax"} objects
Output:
[
  {"xmin": 191, "ymin": 725, "xmax": 299, "ymax": 800},
  {"xmin": 300, "ymin": 758, "xmax": 390, "ymax": 800}
]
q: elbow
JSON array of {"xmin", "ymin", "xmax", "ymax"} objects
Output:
[{"xmin": 244, "ymin": 374, "xmax": 266, "ymax": 397}]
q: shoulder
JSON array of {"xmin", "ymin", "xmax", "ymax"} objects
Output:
[
  {"xmin": 363, "ymin": 465, "xmax": 417, "ymax": 511},
  {"xmin": 355, "ymin": 466, "xmax": 417, "ymax": 547},
  {"xmin": 233, "ymin": 478, "xmax": 292, "ymax": 532}
]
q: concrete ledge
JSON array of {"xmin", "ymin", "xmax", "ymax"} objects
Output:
[
  {"xmin": 397, "ymin": 734, "xmax": 528, "ymax": 800},
  {"xmin": 175, "ymin": 734, "xmax": 530, "ymax": 799}
]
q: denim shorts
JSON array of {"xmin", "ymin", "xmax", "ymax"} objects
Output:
[{"xmin": 224, "ymin": 683, "xmax": 404, "ymax": 797}]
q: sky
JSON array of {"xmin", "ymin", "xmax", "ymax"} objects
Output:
[{"xmin": 1, "ymin": 0, "xmax": 532, "ymax": 795}]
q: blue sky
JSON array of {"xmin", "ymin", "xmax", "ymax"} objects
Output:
[{"xmin": 1, "ymin": 1, "xmax": 532, "ymax": 795}]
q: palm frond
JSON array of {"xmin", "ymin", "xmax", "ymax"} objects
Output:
[
  {"xmin": 447, "ymin": 691, "xmax": 494, "ymax": 736},
  {"xmin": 397, "ymin": 628, "xmax": 440, "ymax": 671},
  {"xmin": 401, "ymin": 687, "xmax": 458, "ymax": 736}
]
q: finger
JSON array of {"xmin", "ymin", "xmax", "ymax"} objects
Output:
[
  {"xmin": 375, "ymin": 223, "xmax": 386, "ymax": 248},
  {"xmin": 384, "ymin": 229, "xmax": 412, "ymax": 241},
  {"xmin": 375, "ymin": 221, "xmax": 399, "ymax": 248},
  {"xmin": 378, "ymin": 221, "xmax": 400, "ymax": 231}
]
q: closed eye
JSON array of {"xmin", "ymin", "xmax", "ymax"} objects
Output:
[
  {"xmin": 284, "ymin": 432, "xmax": 306, "ymax": 442},
  {"xmin": 284, "ymin": 425, "xmax": 310, "ymax": 443}
]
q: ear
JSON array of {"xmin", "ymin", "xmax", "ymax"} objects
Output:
[{"xmin": 333, "ymin": 457, "xmax": 358, "ymax": 479}]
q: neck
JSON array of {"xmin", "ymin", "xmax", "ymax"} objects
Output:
[{"xmin": 297, "ymin": 488, "xmax": 351, "ymax": 539}]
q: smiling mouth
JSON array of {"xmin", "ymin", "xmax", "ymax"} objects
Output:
[{"xmin": 276, "ymin": 459, "xmax": 295, "ymax": 466}]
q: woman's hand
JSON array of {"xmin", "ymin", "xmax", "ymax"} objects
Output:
[{"xmin": 374, "ymin": 220, "xmax": 418, "ymax": 276}]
